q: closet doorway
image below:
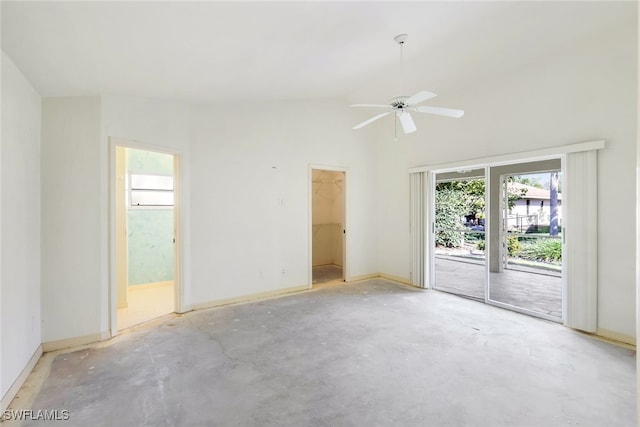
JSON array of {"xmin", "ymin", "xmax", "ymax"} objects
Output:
[{"xmin": 311, "ymin": 168, "xmax": 346, "ymax": 285}]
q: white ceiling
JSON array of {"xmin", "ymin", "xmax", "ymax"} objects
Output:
[{"xmin": 1, "ymin": 1, "xmax": 632, "ymax": 104}]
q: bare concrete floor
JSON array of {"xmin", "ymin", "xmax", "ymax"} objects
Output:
[
  {"xmin": 435, "ymin": 257, "xmax": 562, "ymax": 318},
  {"xmin": 17, "ymin": 279, "xmax": 635, "ymax": 426}
]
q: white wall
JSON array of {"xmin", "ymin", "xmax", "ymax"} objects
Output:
[
  {"xmin": 41, "ymin": 97, "xmax": 102, "ymax": 343},
  {"xmin": 376, "ymin": 15, "xmax": 638, "ymax": 342},
  {"xmin": 190, "ymin": 100, "xmax": 378, "ymax": 305},
  {"xmin": 1, "ymin": 52, "xmax": 41, "ymax": 400},
  {"xmin": 102, "ymin": 96, "xmax": 191, "ymax": 151}
]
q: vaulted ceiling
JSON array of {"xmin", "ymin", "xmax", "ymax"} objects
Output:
[{"xmin": 1, "ymin": 1, "xmax": 631, "ymax": 105}]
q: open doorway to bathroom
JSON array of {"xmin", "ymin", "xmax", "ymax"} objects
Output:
[
  {"xmin": 311, "ymin": 169, "xmax": 345, "ymax": 285},
  {"xmin": 114, "ymin": 145, "xmax": 176, "ymax": 330}
]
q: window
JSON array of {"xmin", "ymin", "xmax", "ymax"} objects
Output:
[{"xmin": 129, "ymin": 174, "xmax": 174, "ymax": 207}]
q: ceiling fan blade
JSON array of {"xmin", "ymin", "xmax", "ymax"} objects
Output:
[
  {"xmin": 353, "ymin": 111, "xmax": 393, "ymax": 130},
  {"xmin": 398, "ymin": 111, "xmax": 417, "ymax": 134},
  {"xmin": 413, "ymin": 105, "xmax": 465, "ymax": 118},
  {"xmin": 405, "ymin": 91, "xmax": 438, "ymax": 107},
  {"xmin": 350, "ymin": 104, "xmax": 392, "ymax": 109}
]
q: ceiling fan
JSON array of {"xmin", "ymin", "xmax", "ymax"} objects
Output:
[{"xmin": 351, "ymin": 34, "xmax": 464, "ymax": 135}]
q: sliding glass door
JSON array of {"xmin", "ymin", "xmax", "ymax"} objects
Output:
[
  {"xmin": 429, "ymin": 160, "xmax": 564, "ymax": 323},
  {"xmin": 488, "ymin": 170, "xmax": 563, "ymax": 321},
  {"xmin": 433, "ymin": 169, "xmax": 486, "ymax": 301}
]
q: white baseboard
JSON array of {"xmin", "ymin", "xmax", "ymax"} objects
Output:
[
  {"xmin": 176, "ymin": 304, "xmax": 192, "ymax": 314},
  {"xmin": 348, "ymin": 272, "xmax": 417, "ymax": 288},
  {"xmin": 191, "ymin": 285, "xmax": 309, "ymax": 311},
  {"xmin": 378, "ymin": 273, "xmax": 414, "ymax": 287},
  {"xmin": 42, "ymin": 330, "xmax": 111, "ymax": 353},
  {"xmin": 1, "ymin": 345, "xmax": 43, "ymax": 412},
  {"xmin": 347, "ymin": 273, "xmax": 380, "ymax": 282},
  {"xmin": 596, "ymin": 328, "xmax": 636, "ymax": 346}
]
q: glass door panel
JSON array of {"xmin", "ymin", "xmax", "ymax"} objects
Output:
[
  {"xmin": 488, "ymin": 171, "xmax": 563, "ymax": 321},
  {"xmin": 433, "ymin": 170, "xmax": 486, "ymax": 301}
]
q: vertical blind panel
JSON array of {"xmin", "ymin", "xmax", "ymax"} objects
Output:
[
  {"xmin": 410, "ymin": 172, "xmax": 425, "ymax": 288},
  {"xmin": 564, "ymin": 150, "xmax": 598, "ymax": 332}
]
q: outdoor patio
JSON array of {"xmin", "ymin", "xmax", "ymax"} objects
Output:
[{"xmin": 434, "ymin": 256, "xmax": 562, "ymax": 319}]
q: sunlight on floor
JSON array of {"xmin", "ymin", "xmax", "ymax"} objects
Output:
[{"xmin": 117, "ymin": 282, "xmax": 174, "ymax": 331}]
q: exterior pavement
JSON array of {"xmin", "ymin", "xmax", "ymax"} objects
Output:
[{"xmin": 434, "ymin": 256, "xmax": 562, "ymax": 319}]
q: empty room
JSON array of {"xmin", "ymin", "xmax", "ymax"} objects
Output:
[{"xmin": 1, "ymin": 1, "xmax": 638, "ymax": 426}]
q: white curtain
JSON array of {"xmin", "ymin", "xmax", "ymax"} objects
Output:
[
  {"xmin": 410, "ymin": 172, "xmax": 426, "ymax": 288},
  {"xmin": 563, "ymin": 150, "xmax": 598, "ymax": 332}
]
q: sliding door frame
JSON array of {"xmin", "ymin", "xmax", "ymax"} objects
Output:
[{"xmin": 412, "ymin": 140, "xmax": 604, "ymax": 328}]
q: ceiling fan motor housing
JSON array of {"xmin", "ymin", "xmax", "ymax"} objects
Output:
[
  {"xmin": 389, "ymin": 96, "xmax": 409, "ymax": 109},
  {"xmin": 394, "ymin": 34, "xmax": 408, "ymax": 45}
]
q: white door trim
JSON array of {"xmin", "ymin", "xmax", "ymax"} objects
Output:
[
  {"xmin": 308, "ymin": 164, "xmax": 349, "ymax": 288},
  {"xmin": 108, "ymin": 137, "xmax": 185, "ymax": 337}
]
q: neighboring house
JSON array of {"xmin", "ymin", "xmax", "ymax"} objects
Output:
[{"xmin": 507, "ymin": 182, "xmax": 562, "ymax": 231}]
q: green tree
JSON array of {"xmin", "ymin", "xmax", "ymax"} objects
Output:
[
  {"xmin": 436, "ymin": 179, "xmax": 485, "ymax": 219},
  {"xmin": 436, "ymin": 178, "xmax": 527, "ymax": 219},
  {"xmin": 435, "ymin": 178, "xmax": 528, "ymax": 248},
  {"xmin": 513, "ymin": 176, "xmax": 544, "ymax": 189},
  {"xmin": 435, "ymin": 188, "xmax": 469, "ymax": 247}
]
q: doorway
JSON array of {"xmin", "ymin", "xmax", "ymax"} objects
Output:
[
  {"xmin": 311, "ymin": 169, "xmax": 346, "ymax": 285},
  {"xmin": 429, "ymin": 159, "xmax": 564, "ymax": 322},
  {"xmin": 114, "ymin": 145, "xmax": 177, "ymax": 331}
]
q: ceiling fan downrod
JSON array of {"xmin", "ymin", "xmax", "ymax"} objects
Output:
[{"xmin": 394, "ymin": 34, "xmax": 408, "ymax": 96}]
